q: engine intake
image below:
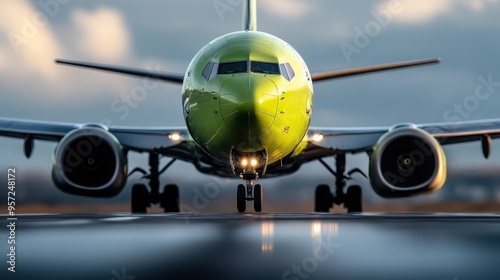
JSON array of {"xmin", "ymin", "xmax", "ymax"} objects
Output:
[
  {"xmin": 51, "ymin": 127, "xmax": 127, "ymax": 197},
  {"xmin": 369, "ymin": 127, "xmax": 446, "ymax": 198}
]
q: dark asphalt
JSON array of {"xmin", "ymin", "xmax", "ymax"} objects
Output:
[{"xmin": 1, "ymin": 213, "xmax": 500, "ymax": 280}]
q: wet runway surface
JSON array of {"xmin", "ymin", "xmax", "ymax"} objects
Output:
[{"xmin": 2, "ymin": 212, "xmax": 500, "ymax": 279}]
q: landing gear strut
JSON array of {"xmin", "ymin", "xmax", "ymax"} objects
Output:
[
  {"xmin": 314, "ymin": 154, "xmax": 365, "ymax": 213},
  {"xmin": 230, "ymin": 149, "xmax": 267, "ymax": 213},
  {"xmin": 237, "ymin": 176, "xmax": 263, "ymax": 213},
  {"xmin": 129, "ymin": 152, "xmax": 180, "ymax": 213}
]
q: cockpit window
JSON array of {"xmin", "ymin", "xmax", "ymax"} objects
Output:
[
  {"xmin": 280, "ymin": 62, "xmax": 295, "ymax": 81},
  {"xmin": 212, "ymin": 60, "xmax": 294, "ymax": 81},
  {"xmin": 217, "ymin": 61, "xmax": 248, "ymax": 74},
  {"xmin": 250, "ymin": 61, "xmax": 280, "ymax": 75},
  {"xmin": 284, "ymin": 63, "xmax": 295, "ymax": 80},
  {"xmin": 202, "ymin": 62, "xmax": 217, "ymax": 80}
]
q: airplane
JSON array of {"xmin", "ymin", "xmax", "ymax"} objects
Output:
[{"xmin": 1, "ymin": 0, "xmax": 498, "ymax": 213}]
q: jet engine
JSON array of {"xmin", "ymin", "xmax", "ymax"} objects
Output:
[
  {"xmin": 369, "ymin": 125, "xmax": 447, "ymax": 198},
  {"xmin": 51, "ymin": 126, "xmax": 128, "ymax": 197}
]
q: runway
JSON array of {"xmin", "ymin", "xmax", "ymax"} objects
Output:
[{"xmin": 2, "ymin": 213, "xmax": 500, "ymax": 280}]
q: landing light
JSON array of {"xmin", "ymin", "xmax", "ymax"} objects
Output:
[
  {"xmin": 240, "ymin": 157, "xmax": 258, "ymax": 168},
  {"xmin": 312, "ymin": 133, "xmax": 323, "ymax": 142},
  {"xmin": 169, "ymin": 133, "xmax": 182, "ymax": 141}
]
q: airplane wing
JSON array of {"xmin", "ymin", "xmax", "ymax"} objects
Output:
[
  {"xmin": 306, "ymin": 118, "xmax": 500, "ymax": 157},
  {"xmin": 3, "ymin": 116, "xmax": 500, "ymax": 202},
  {"xmin": 4, "ymin": 116, "xmax": 500, "ymax": 166},
  {"xmin": 311, "ymin": 58, "xmax": 440, "ymax": 82},
  {"xmin": 0, "ymin": 117, "xmax": 193, "ymax": 158},
  {"xmin": 56, "ymin": 59, "xmax": 185, "ymax": 84}
]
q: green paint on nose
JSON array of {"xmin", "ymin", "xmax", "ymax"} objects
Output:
[{"xmin": 220, "ymin": 74, "xmax": 278, "ymax": 138}]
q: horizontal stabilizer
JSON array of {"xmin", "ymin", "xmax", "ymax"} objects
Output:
[
  {"xmin": 56, "ymin": 59, "xmax": 184, "ymax": 84},
  {"xmin": 311, "ymin": 58, "xmax": 440, "ymax": 82}
]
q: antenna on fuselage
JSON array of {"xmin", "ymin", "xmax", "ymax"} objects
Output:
[{"xmin": 243, "ymin": 0, "xmax": 257, "ymax": 31}]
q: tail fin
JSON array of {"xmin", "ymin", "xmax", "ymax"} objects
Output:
[{"xmin": 243, "ymin": 0, "xmax": 257, "ymax": 31}]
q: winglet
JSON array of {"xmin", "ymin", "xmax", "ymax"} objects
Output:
[{"xmin": 243, "ymin": 0, "xmax": 257, "ymax": 31}]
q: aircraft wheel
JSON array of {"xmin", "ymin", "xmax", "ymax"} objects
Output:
[
  {"xmin": 161, "ymin": 184, "xmax": 180, "ymax": 213},
  {"xmin": 345, "ymin": 185, "xmax": 362, "ymax": 213},
  {"xmin": 315, "ymin": 184, "xmax": 332, "ymax": 212},
  {"xmin": 131, "ymin": 184, "xmax": 150, "ymax": 213},
  {"xmin": 254, "ymin": 184, "xmax": 263, "ymax": 212},
  {"xmin": 237, "ymin": 184, "xmax": 246, "ymax": 213}
]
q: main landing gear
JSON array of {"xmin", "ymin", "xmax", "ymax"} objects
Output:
[
  {"xmin": 315, "ymin": 154, "xmax": 365, "ymax": 213},
  {"xmin": 237, "ymin": 175, "xmax": 263, "ymax": 213},
  {"xmin": 129, "ymin": 152, "xmax": 180, "ymax": 213}
]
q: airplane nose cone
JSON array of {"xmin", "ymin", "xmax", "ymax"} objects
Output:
[{"xmin": 220, "ymin": 75, "xmax": 278, "ymax": 138}]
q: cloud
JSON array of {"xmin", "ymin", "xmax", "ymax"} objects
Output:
[
  {"xmin": 0, "ymin": 2, "xmax": 134, "ymax": 101},
  {"xmin": 463, "ymin": 0, "xmax": 498, "ymax": 11},
  {"xmin": 376, "ymin": 0, "xmax": 498, "ymax": 24},
  {"xmin": 0, "ymin": 46, "xmax": 5, "ymax": 70},
  {"xmin": 71, "ymin": 7, "xmax": 131, "ymax": 62},
  {"xmin": 376, "ymin": 0, "xmax": 452, "ymax": 24},
  {"xmin": 0, "ymin": 1, "xmax": 67, "ymax": 80},
  {"xmin": 260, "ymin": 0, "xmax": 311, "ymax": 19}
]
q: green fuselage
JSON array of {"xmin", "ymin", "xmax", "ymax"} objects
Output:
[{"xmin": 182, "ymin": 31, "xmax": 313, "ymax": 167}]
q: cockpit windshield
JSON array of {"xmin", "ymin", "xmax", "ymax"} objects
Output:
[
  {"xmin": 217, "ymin": 61, "xmax": 248, "ymax": 74},
  {"xmin": 250, "ymin": 61, "xmax": 280, "ymax": 74},
  {"xmin": 203, "ymin": 60, "xmax": 295, "ymax": 81},
  {"xmin": 217, "ymin": 61, "xmax": 281, "ymax": 75}
]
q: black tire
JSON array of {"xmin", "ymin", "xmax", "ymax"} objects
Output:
[
  {"xmin": 237, "ymin": 184, "xmax": 246, "ymax": 213},
  {"xmin": 131, "ymin": 184, "xmax": 150, "ymax": 213},
  {"xmin": 346, "ymin": 185, "xmax": 362, "ymax": 213},
  {"xmin": 254, "ymin": 184, "xmax": 263, "ymax": 212},
  {"xmin": 315, "ymin": 184, "xmax": 332, "ymax": 212},
  {"xmin": 162, "ymin": 184, "xmax": 180, "ymax": 213}
]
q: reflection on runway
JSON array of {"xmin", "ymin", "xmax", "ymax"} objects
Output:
[
  {"xmin": 2, "ymin": 213, "xmax": 500, "ymax": 280},
  {"xmin": 311, "ymin": 220, "xmax": 339, "ymax": 253},
  {"xmin": 261, "ymin": 221, "xmax": 274, "ymax": 254},
  {"xmin": 311, "ymin": 220, "xmax": 338, "ymax": 238}
]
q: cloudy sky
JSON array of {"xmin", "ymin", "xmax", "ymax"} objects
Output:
[{"xmin": 1, "ymin": 0, "xmax": 500, "ymax": 208}]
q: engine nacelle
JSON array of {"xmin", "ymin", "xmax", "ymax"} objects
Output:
[
  {"xmin": 369, "ymin": 126, "xmax": 447, "ymax": 198},
  {"xmin": 51, "ymin": 127, "xmax": 127, "ymax": 197}
]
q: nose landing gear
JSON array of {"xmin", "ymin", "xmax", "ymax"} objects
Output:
[
  {"xmin": 236, "ymin": 175, "xmax": 263, "ymax": 213},
  {"xmin": 231, "ymin": 149, "xmax": 267, "ymax": 213}
]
